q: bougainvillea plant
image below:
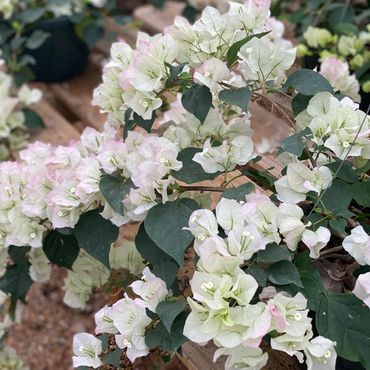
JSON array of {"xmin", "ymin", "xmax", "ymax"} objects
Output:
[
  {"xmin": 287, "ymin": 0, "xmax": 370, "ymax": 102},
  {"xmin": 0, "ymin": 1, "xmax": 369, "ymax": 369},
  {"xmin": 0, "ymin": 0, "xmax": 127, "ymax": 84},
  {"xmin": 0, "ymin": 58, "xmax": 43, "ymax": 160}
]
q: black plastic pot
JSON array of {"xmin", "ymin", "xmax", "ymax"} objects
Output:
[{"xmin": 24, "ymin": 17, "xmax": 89, "ymax": 83}]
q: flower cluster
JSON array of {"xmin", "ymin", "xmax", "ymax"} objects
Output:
[
  {"xmin": 298, "ymin": 24, "xmax": 370, "ymax": 96},
  {"xmin": 0, "ymin": 65, "xmax": 42, "ymax": 160},
  {"xmin": 295, "ymin": 92, "xmax": 370, "ymax": 159},
  {"xmin": 93, "ymin": 0, "xmax": 295, "ymax": 124},
  {"xmin": 73, "ymin": 267, "xmax": 168, "ymax": 367},
  {"xmin": 184, "ymin": 196, "xmax": 337, "ymax": 369}
]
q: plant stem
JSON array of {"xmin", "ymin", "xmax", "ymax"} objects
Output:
[{"xmin": 180, "ymin": 185, "xmax": 225, "ymax": 192}]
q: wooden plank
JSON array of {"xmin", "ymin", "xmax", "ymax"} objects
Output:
[
  {"xmin": 30, "ymin": 100, "xmax": 80, "ymax": 146},
  {"xmin": 134, "ymin": 1, "xmax": 185, "ymax": 34}
]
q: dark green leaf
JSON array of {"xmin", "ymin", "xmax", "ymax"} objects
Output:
[
  {"xmin": 102, "ymin": 349, "xmax": 121, "ymax": 367},
  {"xmin": 42, "ymin": 230, "xmax": 80, "ymax": 269},
  {"xmin": 173, "ymin": 147, "xmax": 220, "ymax": 184},
  {"xmin": 8, "ymin": 246, "xmax": 30, "ymax": 268},
  {"xmin": 0, "ymin": 265, "xmax": 33, "ymax": 302},
  {"xmin": 144, "ymin": 199, "xmax": 198, "ymax": 265},
  {"xmin": 181, "ymin": 84, "xmax": 212, "ymax": 123},
  {"xmin": 329, "ymin": 218, "xmax": 347, "ymax": 234},
  {"xmin": 75, "ymin": 208, "xmax": 119, "ymax": 268},
  {"xmin": 135, "ymin": 223, "xmax": 174, "ymax": 265},
  {"xmin": 245, "ymin": 266, "xmax": 267, "ymax": 287},
  {"xmin": 226, "ymin": 31, "xmax": 270, "ymax": 67},
  {"xmin": 267, "ymin": 260, "xmax": 303, "ymax": 288},
  {"xmin": 23, "ymin": 109, "xmax": 45, "ymax": 129},
  {"xmin": 18, "ymin": 8, "xmax": 46, "ymax": 24},
  {"xmin": 25, "ymin": 30, "xmax": 50, "ymax": 50},
  {"xmin": 166, "ymin": 62, "xmax": 187, "ymax": 87},
  {"xmin": 316, "ymin": 292, "xmax": 370, "ymax": 368},
  {"xmin": 352, "ymin": 182, "xmax": 370, "ymax": 207},
  {"xmin": 280, "ymin": 127, "xmax": 313, "ymax": 156},
  {"xmin": 320, "ymin": 179, "xmax": 353, "ymax": 214},
  {"xmin": 257, "ymin": 244, "xmax": 291, "ymax": 264},
  {"xmin": 153, "ymin": 261, "xmax": 179, "ymax": 288},
  {"xmin": 219, "ymin": 87, "xmax": 251, "ymax": 111},
  {"xmin": 157, "ymin": 299, "xmax": 187, "ymax": 333},
  {"xmin": 326, "ymin": 159, "xmax": 358, "ymax": 183},
  {"xmin": 132, "ymin": 112, "xmax": 155, "ymax": 133},
  {"xmin": 291, "ymin": 93, "xmax": 312, "ymax": 116},
  {"xmin": 221, "ymin": 183, "xmax": 255, "ymax": 202},
  {"xmin": 282, "ymin": 69, "xmax": 334, "ymax": 96},
  {"xmin": 182, "ymin": 5, "xmax": 197, "ymax": 22},
  {"xmin": 99, "ymin": 175, "xmax": 133, "ymax": 216}
]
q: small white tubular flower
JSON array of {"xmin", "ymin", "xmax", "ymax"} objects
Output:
[
  {"xmin": 72, "ymin": 333, "xmax": 102, "ymax": 369},
  {"xmin": 227, "ymin": 224, "xmax": 269, "ymax": 260},
  {"xmin": 110, "ymin": 296, "xmax": 151, "ymax": 362},
  {"xmin": 343, "ymin": 226, "xmax": 370, "ymax": 265},
  {"xmin": 94, "ymin": 305, "xmax": 118, "ymax": 335},
  {"xmin": 352, "ymin": 272, "xmax": 370, "ymax": 308},
  {"xmin": 194, "ymin": 57, "xmax": 230, "ymax": 91},
  {"xmin": 304, "ymin": 336, "xmax": 337, "ymax": 370},
  {"xmin": 130, "ymin": 267, "xmax": 168, "ymax": 312},
  {"xmin": 186, "ymin": 209, "xmax": 219, "ymax": 241},
  {"xmin": 216, "ymin": 198, "xmax": 246, "ymax": 232},
  {"xmin": 302, "ymin": 227, "xmax": 331, "ymax": 259},
  {"xmin": 213, "ymin": 345, "xmax": 268, "ymax": 370},
  {"xmin": 191, "ymin": 271, "xmax": 232, "ymax": 310}
]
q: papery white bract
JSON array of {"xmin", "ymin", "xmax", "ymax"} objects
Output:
[{"xmin": 72, "ymin": 333, "xmax": 102, "ymax": 369}]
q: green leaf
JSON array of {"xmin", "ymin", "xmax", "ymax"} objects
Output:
[
  {"xmin": 257, "ymin": 244, "xmax": 291, "ymax": 264},
  {"xmin": 156, "ymin": 299, "xmax": 187, "ymax": 333},
  {"xmin": 146, "ymin": 312, "xmax": 188, "ymax": 352},
  {"xmin": 0, "ymin": 265, "xmax": 33, "ymax": 302},
  {"xmin": 352, "ymin": 182, "xmax": 370, "ymax": 207},
  {"xmin": 99, "ymin": 175, "xmax": 133, "ymax": 216},
  {"xmin": 182, "ymin": 5, "xmax": 197, "ymax": 22},
  {"xmin": 316, "ymin": 292, "xmax": 370, "ymax": 368},
  {"xmin": 221, "ymin": 183, "xmax": 255, "ymax": 202},
  {"xmin": 42, "ymin": 230, "xmax": 80, "ymax": 269},
  {"xmin": 132, "ymin": 112, "xmax": 155, "ymax": 133},
  {"xmin": 181, "ymin": 84, "xmax": 212, "ymax": 123},
  {"xmin": 18, "ymin": 8, "xmax": 46, "ymax": 24},
  {"xmin": 173, "ymin": 147, "xmax": 220, "ymax": 184},
  {"xmin": 219, "ymin": 87, "xmax": 251, "ymax": 111},
  {"xmin": 144, "ymin": 199, "xmax": 198, "ymax": 265},
  {"xmin": 135, "ymin": 223, "xmax": 174, "ymax": 265},
  {"xmin": 245, "ymin": 266, "xmax": 267, "ymax": 287},
  {"xmin": 326, "ymin": 159, "xmax": 358, "ymax": 183},
  {"xmin": 166, "ymin": 62, "xmax": 187, "ymax": 87},
  {"xmin": 226, "ymin": 31, "xmax": 270, "ymax": 67},
  {"xmin": 282, "ymin": 69, "xmax": 334, "ymax": 96},
  {"xmin": 102, "ymin": 349, "xmax": 121, "ymax": 367},
  {"xmin": 75, "ymin": 208, "xmax": 119, "ymax": 268},
  {"xmin": 320, "ymin": 179, "xmax": 353, "ymax": 214},
  {"xmin": 23, "ymin": 109, "xmax": 45, "ymax": 129},
  {"xmin": 329, "ymin": 218, "xmax": 347, "ymax": 234},
  {"xmin": 153, "ymin": 261, "xmax": 179, "ymax": 288},
  {"xmin": 291, "ymin": 93, "xmax": 312, "ymax": 116},
  {"xmin": 8, "ymin": 246, "xmax": 30, "ymax": 268},
  {"xmin": 267, "ymin": 260, "xmax": 303, "ymax": 288},
  {"xmin": 25, "ymin": 30, "xmax": 50, "ymax": 50},
  {"xmin": 280, "ymin": 127, "xmax": 313, "ymax": 156}
]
